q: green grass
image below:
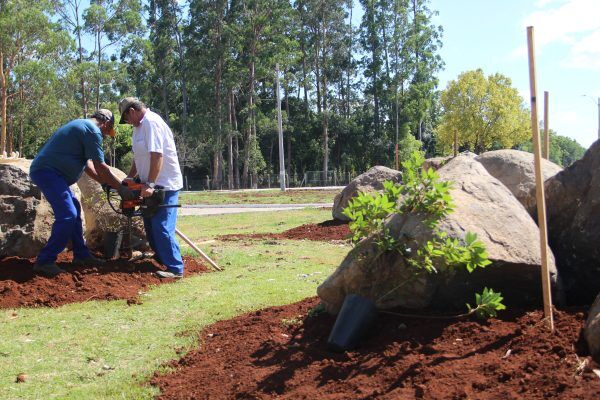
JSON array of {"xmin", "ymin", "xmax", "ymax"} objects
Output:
[
  {"xmin": 0, "ymin": 213, "xmax": 350, "ymax": 399},
  {"xmin": 179, "ymin": 188, "xmax": 340, "ymax": 205},
  {"xmin": 177, "ymin": 208, "xmax": 334, "ymax": 240}
]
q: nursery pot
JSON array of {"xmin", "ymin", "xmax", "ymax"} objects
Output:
[
  {"xmin": 327, "ymin": 294, "xmax": 377, "ymax": 352},
  {"xmin": 103, "ymin": 231, "xmax": 123, "ymax": 259}
]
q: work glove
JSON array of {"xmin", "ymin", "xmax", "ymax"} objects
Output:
[{"xmin": 117, "ymin": 184, "xmax": 136, "ymax": 201}]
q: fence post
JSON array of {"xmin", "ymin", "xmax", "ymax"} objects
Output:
[{"xmin": 205, "ymin": 175, "xmax": 210, "ymax": 190}]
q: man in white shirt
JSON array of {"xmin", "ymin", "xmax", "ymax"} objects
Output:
[{"xmin": 118, "ymin": 97, "xmax": 184, "ymax": 278}]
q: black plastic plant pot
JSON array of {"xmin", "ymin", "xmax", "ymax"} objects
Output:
[
  {"xmin": 327, "ymin": 294, "xmax": 377, "ymax": 352},
  {"xmin": 103, "ymin": 231, "xmax": 123, "ymax": 259}
]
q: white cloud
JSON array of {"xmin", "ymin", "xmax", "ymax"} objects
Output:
[
  {"xmin": 516, "ymin": 0, "xmax": 600, "ymax": 70},
  {"xmin": 524, "ymin": 0, "xmax": 600, "ymax": 45}
]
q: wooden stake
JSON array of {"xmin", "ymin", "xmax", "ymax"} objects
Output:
[
  {"xmin": 543, "ymin": 91, "xmax": 550, "ymax": 159},
  {"xmin": 175, "ymin": 228, "xmax": 222, "ymax": 271},
  {"xmin": 527, "ymin": 26, "xmax": 554, "ymax": 331}
]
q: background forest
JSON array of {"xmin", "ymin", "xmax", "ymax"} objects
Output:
[{"xmin": 0, "ymin": 0, "xmax": 586, "ymax": 189}]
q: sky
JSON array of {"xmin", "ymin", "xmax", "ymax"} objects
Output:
[{"xmin": 430, "ymin": 0, "xmax": 600, "ymax": 148}]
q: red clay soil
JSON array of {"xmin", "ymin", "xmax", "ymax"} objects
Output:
[
  {"xmin": 219, "ymin": 219, "xmax": 351, "ymax": 242},
  {"xmin": 0, "ymin": 253, "xmax": 208, "ymax": 308},
  {"xmin": 151, "ymin": 297, "xmax": 600, "ymax": 400}
]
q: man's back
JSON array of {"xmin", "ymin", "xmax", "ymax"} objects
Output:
[
  {"xmin": 30, "ymin": 119, "xmax": 104, "ymax": 185},
  {"xmin": 132, "ymin": 110, "xmax": 182, "ymax": 191}
]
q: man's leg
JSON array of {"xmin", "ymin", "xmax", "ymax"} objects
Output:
[
  {"xmin": 151, "ymin": 191, "xmax": 183, "ymax": 275},
  {"xmin": 30, "ymin": 169, "xmax": 79, "ymax": 265},
  {"xmin": 70, "ymin": 193, "xmax": 91, "ymax": 260}
]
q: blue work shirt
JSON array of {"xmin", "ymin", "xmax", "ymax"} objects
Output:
[{"xmin": 30, "ymin": 119, "xmax": 105, "ymax": 185}]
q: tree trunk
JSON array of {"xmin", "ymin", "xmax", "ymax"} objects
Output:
[
  {"xmin": 0, "ymin": 51, "xmax": 8, "ymax": 156},
  {"xmin": 227, "ymin": 89, "xmax": 234, "ymax": 190},
  {"xmin": 96, "ymin": 30, "xmax": 101, "ymax": 110}
]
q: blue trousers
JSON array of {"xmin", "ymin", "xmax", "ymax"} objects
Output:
[
  {"xmin": 143, "ymin": 190, "xmax": 184, "ymax": 274},
  {"xmin": 30, "ymin": 168, "xmax": 91, "ymax": 265}
]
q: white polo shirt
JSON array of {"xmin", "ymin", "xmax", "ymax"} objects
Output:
[{"xmin": 132, "ymin": 109, "xmax": 183, "ymax": 191}]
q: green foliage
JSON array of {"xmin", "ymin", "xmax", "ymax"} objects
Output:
[
  {"xmin": 343, "ymin": 183, "xmax": 400, "ymax": 250},
  {"xmin": 409, "ymin": 231, "xmax": 492, "ymax": 274},
  {"xmin": 437, "ymin": 69, "xmax": 530, "ymax": 154},
  {"xmin": 518, "ymin": 129, "xmax": 586, "ymax": 167},
  {"xmin": 398, "ymin": 151, "xmax": 454, "ymax": 226},
  {"xmin": 467, "ymin": 287, "xmax": 506, "ymax": 319}
]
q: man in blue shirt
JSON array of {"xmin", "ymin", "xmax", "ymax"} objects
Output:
[{"xmin": 29, "ymin": 109, "xmax": 134, "ymax": 277}]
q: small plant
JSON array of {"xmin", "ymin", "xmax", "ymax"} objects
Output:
[
  {"xmin": 307, "ymin": 303, "xmax": 326, "ymax": 318},
  {"xmin": 342, "ymin": 150, "xmax": 505, "ymax": 319},
  {"xmin": 467, "ymin": 288, "xmax": 506, "ymax": 319},
  {"xmin": 280, "ymin": 317, "xmax": 303, "ymax": 328}
]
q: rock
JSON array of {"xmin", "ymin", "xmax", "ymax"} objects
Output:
[
  {"xmin": 77, "ymin": 166, "xmax": 146, "ymax": 250},
  {"xmin": 476, "ymin": 149, "xmax": 562, "ymax": 216},
  {"xmin": 318, "ymin": 154, "xmax": 559, "ymax": 313},
  {"xmin": 422, "ymin": 156, "xmax": 450, "ymax": 171},
  {"xmin": 0, "ymin": 161, "xmax": 83, "ymax": 258},
  {"xmin": 544, "ymin": 140, "xmax": 600, "ymax": 304},
  {"xmin": 332, "ymin": 166, "xmax": 402, "ymax": 221},
  {"xmin": 585, "ymin": 292, "xmax": 600, "ymax": 360}
]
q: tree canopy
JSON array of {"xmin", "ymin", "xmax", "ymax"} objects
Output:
[
  {"xmin": 0, "ymin": 1, "xmax": 587, "ymax": 187},
  {"xmin": 436, "ymin": 69, "xmax": 531, "ymax": 154}
]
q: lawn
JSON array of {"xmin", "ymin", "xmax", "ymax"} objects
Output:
[
  {"xmin": 0, "ymin": 210, "xmax": 349, "ymax": 399},
  {"xmin": 179, "ymin": 188, "xmax": 340, "ymax": 205}
]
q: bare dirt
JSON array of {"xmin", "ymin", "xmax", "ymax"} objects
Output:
[
  {"xmin": 218, "ymin": 219, "xmax": 351, "ymax": 242},
  {"xmin": 151, "ymin": 297, "xmax": 600, "ymax": 400},
  {"xmin": 0, "ymin": 253, "xmax": 208, "ymax": 308}
]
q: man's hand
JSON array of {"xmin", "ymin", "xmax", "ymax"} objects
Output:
[
  {"xmin": 141, "ymin": 185, "xmax": 155, "ymax": 198},
  {"xmin": 117, "ymin": 184, "xmax": 136, "ymax": 200}
]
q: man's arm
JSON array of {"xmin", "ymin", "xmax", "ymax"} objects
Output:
[
  {"xmin": 141, "ymin": 151, "xmax": 163, "ymax": 197},
  {"xmin": 84, "ymin": 160, "xmax": 101, "ymax": 181},
  {"xmin": 91, "ymin": 159, "xmax": 126, "ymax": 189},
  {"xmin": 127, "ymin": 159, "xmax": 138, "ymax": 180},
  {"xmin": 147, "ymin": 152, "xmax": 163, "ymax": 183}
]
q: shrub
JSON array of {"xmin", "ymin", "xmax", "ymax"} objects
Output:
[{"xmin": 343, "ymin": 151, "xmax": 505, "ymax": 319}]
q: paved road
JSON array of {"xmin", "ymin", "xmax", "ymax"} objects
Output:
[{"xmin": 179, "ymin": 203, "xmax": 333, "ymax": 216}]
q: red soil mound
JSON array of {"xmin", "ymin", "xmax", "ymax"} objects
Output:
[
  {"xmin": 219, "ymin": 219, "xmax": 350, "ymax": 242},
  {"xmin": 151, "ymin": 297, "xmax": 600, "ymax": 400},
  {"xmin": 0, "ymin": 253, "xmax": 208, "ymax": 308}
]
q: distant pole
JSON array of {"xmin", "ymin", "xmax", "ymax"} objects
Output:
[
  {"xmin": 275, "ymin": 63, "xmax": 286, "ymax": 191},
  {"xmin": 527, "ymin": 26, "xmax": 554, "ymax": 332},
  {"xmin": 543, "ymin": 91, "xmax": 549, "ymax": 159},
  {"xmin": 453, "ymin": 130, "xmax": 458, "ymax": 157}
]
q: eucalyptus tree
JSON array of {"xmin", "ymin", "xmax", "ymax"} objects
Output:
[
  {"xmin": 55, "ymin": 0, "xmax": 92, "ymax": 117},
  {"xmin": 303, "ymin": 0, "xmax": 349, "ymax": 181},
  {"xmin": 0, "ymin": 0, "xmax": 71, "ymax": 156},
  {"xmin": 83, "ymin": 0, "xmax": 143, "ymax": 110},
  {"xmin": 404, "ymin": 0, "xmax": 443, "ymax": 142}
]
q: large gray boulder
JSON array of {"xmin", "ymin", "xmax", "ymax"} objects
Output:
[
  {"xmin": 476, "ymin": 149, "xmax": 562, "ymax": 216},
  {"xmin": 76, "ymin": 166, "xmax": 146, "ymax": 250},
  {"xmin": 0, "ymin": 160, "xmax": 83, "ymax": 258},
  {"xmin": 332, "ymin": 166, "xmax": 402, "ymax": 221},
  {"xmin": 545, "ymin": 140, "xmax": 600, "ymax": 304},
  {"xmin": 585, "ymin": 292, "xmax": 600, "ymax": 359},
  {"xmin": 318, "ymin": 154, "xmax": 559, "ymax": 313}
]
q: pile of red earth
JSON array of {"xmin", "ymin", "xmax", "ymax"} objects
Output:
[
  {"xmin": 151, "ymin": 297, "xmax": 600, "ymax": 400},
  {"xmin": 219, "ymin": 219, "xmax": 350, "ymax": 242},
  {"xmin": 0, "ymin": 253, "xmax": 208, "ymax": 308}
]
